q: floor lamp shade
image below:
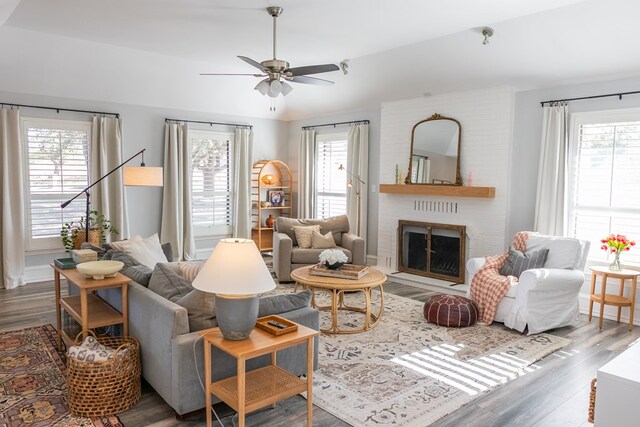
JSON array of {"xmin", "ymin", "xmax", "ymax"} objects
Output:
[
  {"xmin": 192, "ymin": 238, "xmax": 276, "ymax": 340},
  {"xmin": 123, "ymin": 166, "xmax": 163, "ymax": 186}
]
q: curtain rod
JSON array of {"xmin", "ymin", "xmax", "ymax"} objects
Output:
[
  {"xmin": 165, "ymin": 118, "xmax": 252, "ymax": 129},
  {"xmin": 302, "ymin": 119, "xmax": 369, "ymax": 130},
  {"xmin": 0, "ymin": 101, "xmax": 119, "ymax": 118},
  {"xmin": 540, "ymin": 90, "xmax": 640, "ymax": 107}
]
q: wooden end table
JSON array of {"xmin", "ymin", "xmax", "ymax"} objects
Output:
[
  {"xmin": 52, "ymin": 265, "xmax": 131, "ymax": 350},
  {"xmin": 589, "ymin": 266, "xmax": 640, "ymax": 331},
  {"xmin": 290, "ymin": 266, "xmax": 387, "ymax": 334},
  {"xmin": 200, "ymin": 324, "xmax": 318, "ymax": 427}
]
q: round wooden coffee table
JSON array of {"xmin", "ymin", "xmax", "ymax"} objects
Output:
[{"xmin": 290, "ymin": 266, "xmax": 387, "ymax": 334}]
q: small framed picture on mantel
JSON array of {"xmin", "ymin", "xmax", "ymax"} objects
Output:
[{"xmin": 268, "ymin": 190, "xmax": 285, "ymax": 207}]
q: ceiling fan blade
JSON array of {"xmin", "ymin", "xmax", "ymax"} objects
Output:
[
  {"xmin": 290, "ymin": 75, "xmax": 334, "ymax": 86},
  {"xmin": 238, "ymin": 56, "xmax": 269, "ymax": 73},
  {"xmin": 287, "ymin": 64, "xmax": 339, "ymax": 76},
  {"xmin": 200, "ymin": 73, "xmax": 265, "ymax": 77}
]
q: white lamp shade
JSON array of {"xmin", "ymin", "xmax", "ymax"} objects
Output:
[
  {"xmin": 281, "ymin": 81, "xmax": 293, "ymax": 96},
  {"xmin": 268, "ymin": 79, "xmax": 282, "ymax": 98},
  {"xmin": 254, "ymin": 79, "xmax": 269, "ymax": 95},
  {"xmin": 192, "ymin": 238, "xmax": 276, "ymax": 295},
  {"xmin": 123, "ymin": 166, "xmax": 163, "ymax": 186}
]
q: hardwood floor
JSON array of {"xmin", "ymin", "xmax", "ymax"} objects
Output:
[{"xmin": 1, "ymin": 280, "xmax": 638, "ymax": 426}]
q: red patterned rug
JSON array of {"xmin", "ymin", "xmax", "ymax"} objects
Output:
[{"xmin": 0, "ymin": 325, "xmax": 123, "ymax": 427}]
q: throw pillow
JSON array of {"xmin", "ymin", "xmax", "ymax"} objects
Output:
[
  {"xmin": 175, "ymin": 289, "xmax": 216, "ymax": 331},
  {"xmin": 293, "ymin": 225, "xmax": 321, "ymax": 249},
  {"xmin": 499, "ymin": 247, "xmax": 549, "ymax": 278},
  {"xmin": 258, "ymin": 290, "xmax": 312, "ymax": 317},
  {"xmin": 103, "ymin": 249, "xmax": 153, "ymax": 286},
  {"xmin": 67, "ymin": 336, "xmax": 124, "ymax": 362},
  {"xmin": 109, "ymin": 235, "xmax": 142, "ymax": 251},
  {"xmin": 112, "ymin": 234, "xmax": 168, "ymax": 269},
  {"xmin": 311, "ymin": 231, "xmax": 337, "ymax": 249},
  {"xmin": 178, "ymin": 260, "xmax": 205, "ymax": 282},
  {"xmin": 148, "ymin": 263, "xmax": 193, "ymax": 302}
]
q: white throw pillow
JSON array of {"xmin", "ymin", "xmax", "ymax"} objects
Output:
[
  {"xmin": 110, "ymin": 235, "xmax": 142, "ymax": 251},
  {"xmin": 114, "ymin": 234, "xmax": 168, "ymax": 269},
  {"xmin": 526, "ymin": 234, "xmax": 581, "ymax": 269}
]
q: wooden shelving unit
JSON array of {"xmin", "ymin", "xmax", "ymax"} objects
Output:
[{"xmin": 251, "ymin": 160, "xmax": 293, "ymax": 251}]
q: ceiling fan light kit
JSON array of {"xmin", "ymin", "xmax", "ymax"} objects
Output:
[{"xmin": 201, "ymin": 6, "xmax": 340, "ymax": 109}]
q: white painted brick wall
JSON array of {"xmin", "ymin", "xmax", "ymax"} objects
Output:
[{"xmin": 377, "ymin": 86, "xmax": 515, "ymax": 281}]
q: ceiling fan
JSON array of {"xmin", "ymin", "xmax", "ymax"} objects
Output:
[{"xmin": 201, "ymin": 6, "xmax": 339, "ymax": 99}]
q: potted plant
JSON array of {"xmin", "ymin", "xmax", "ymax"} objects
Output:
[{"xmin": 60, "ymin": 210, "xmax": 118, "ymax": 252}]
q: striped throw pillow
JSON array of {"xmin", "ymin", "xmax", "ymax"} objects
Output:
[{"xmin": 499, "ymin": 247, "xmax": 549, "ymax": 278}]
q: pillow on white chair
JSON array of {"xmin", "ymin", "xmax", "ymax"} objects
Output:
[
  {"xmin": 526, "ymin": 234, "xmax": 581, "ymax": 269},
  {"xmin": 110, "ymin": 234, "xmax": 168, "ymax": 269}
]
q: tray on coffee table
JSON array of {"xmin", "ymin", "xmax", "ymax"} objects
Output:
[{"xmin": 309, "ymin": 263, "xmax": 369, "ymax": 280}]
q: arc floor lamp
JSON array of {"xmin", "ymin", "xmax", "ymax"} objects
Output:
[
  {"xmin": 338, "ymin": 163, "xmax": 366, "ymax": 236},
  {"xmin": 60, "ymin": 148, "xmax": 163, "ymax": 241}
]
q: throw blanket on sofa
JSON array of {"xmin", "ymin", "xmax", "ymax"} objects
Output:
[{"xmin": 471, "ymin": 231, "xmax": 530, "ymax": 324}]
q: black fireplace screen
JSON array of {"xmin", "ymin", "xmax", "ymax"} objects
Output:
[{"xmin": 399, "ymin": 221, "xmax": 466, "ymax": 283}]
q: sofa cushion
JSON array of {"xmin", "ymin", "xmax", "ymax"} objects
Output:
[
  {"xmin": 103, "ymin": 249, "xmax": 153, "ymax": 287},
  {"xmin": 175, "ymin": 289, "xmax": 216, "ymax": 331},
  {"xmin": 107, "ymin": 234, "xmax": 168, "ymax": 269},
  {"xmin": 291, "ymin": 247, "xmax": 352, "ymax": 264},
  {"xmin": 499, "ymin": 247, "xmax": 549, "ymax": 277},
  {"xmin": 178, "ymin": 260, "xmax": 205, "ymax": 282},
  {"xmin": 258, "ymin": 290, "xmax": 312, "ymax": 317},
  {"xmin": 293, "ymin": 225, "xmax": 321, "ymax": 249},
  {"xmin": 311, "ymin": 231, "xmax": 337, "ymax": 249},
  {"xmin": 526, "ymin": 234, "xmax": 581, "ymax": 269},
  {"xmin": 275, "ymin": 214, "xmax": 350, "ymax": 246},
  {"xmin": 148, "ymin": 263, "xmax": 193, "ymax": 302}
]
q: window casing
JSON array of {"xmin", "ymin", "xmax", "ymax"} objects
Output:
[
  {"xmin": 315, "ymin": 133, "xmax": 348, "ymax": 219},
  {"xmin": 22, "ymin": 118, "xmax": 91, "ymax": 251},
  {"xmin": 190, "ymin": 130, "xmax": 235, "ymax": 237},
  {"xmin": 568, "ymin": 108, "xmax": 640, "ymax": 265}
]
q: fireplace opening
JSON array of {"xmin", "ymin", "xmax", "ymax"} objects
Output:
[{"xmin": 398, "ymin": 221, "xmax": 466, "ymax": 283}]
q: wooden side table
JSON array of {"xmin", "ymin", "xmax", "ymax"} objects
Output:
[
  {"xmin": 589, "ymin": 266, "xmax": 640, "ymax": 331},
  {"xmin": 52, "ymin": 265, "xmax": 131, "ymax": 350},
  {"xmin": 200, "ymin": 324, "xmax": 318, "ymax": 427}
]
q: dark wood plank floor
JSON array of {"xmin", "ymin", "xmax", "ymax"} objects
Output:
[{"xmin": 1, "ymin": 280, "xmax": 638, "ymax": 427}]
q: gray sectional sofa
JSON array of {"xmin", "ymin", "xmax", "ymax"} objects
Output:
[{"xmin": 95, "ymin": 260, "xmax": 319, "ymax": 416}]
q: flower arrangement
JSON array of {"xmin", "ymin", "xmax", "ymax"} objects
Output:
[
  {"xmin": 319, "ymin": 249, "xmax": 348, "ymax": 269},
  {"xmin": 601, "ymin": 234, "xmax": 635, "ymax": 271}
]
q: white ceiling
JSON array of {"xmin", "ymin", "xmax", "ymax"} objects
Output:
[{"xmin": 2, "ymin": 0, "xmax": 640, "ymax": 120}]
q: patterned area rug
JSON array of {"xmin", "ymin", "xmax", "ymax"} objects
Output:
[
  {"xmin": 270, "ymin": 282, "xmax": 571, "ymax": 427},
  {"xmin": 0, "ymin": 325, "xmax": 123, "ymax": 427}
]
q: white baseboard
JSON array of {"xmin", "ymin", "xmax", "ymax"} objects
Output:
[{"xmin": 25, "ymin": 265, "xmax": 54, "ymax": 284}]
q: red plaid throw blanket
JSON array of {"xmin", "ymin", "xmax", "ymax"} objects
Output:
[{"xmin": 471, "ymin": 232, "xmax": 530, "ymax": 324}]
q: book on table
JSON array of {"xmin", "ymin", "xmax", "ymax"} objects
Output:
[{"xmin": 54, "ymin": 258, "xmax": 77, "ymax": 269}]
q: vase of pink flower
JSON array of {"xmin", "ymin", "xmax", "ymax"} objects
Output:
[{"xmin": 601, "ymin": 234, "xmax": 636, "ymax": 271}]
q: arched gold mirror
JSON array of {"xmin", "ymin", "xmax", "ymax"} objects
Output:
[{"xmin": 405, "ymin": 114, "xmax": 462, "ymax": 185}]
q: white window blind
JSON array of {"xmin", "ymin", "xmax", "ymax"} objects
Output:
[
  {"xmin": 23, "ymin": 118, "xmax": 91, "ymax": 251},
  {"xmin": 569, "ymin": 110, "xmax": 640, "ymax": 265},
  {"xmin": 315, "ymin": 134, "xmax": 348, "ymax": 219},
  {"xmin": 190, "ymin": 130, "xmax": 235, "ymax": 236}
]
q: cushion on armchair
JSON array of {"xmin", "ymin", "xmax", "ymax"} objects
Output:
[
  {"xmin": 499, "ymin": 247, "xmax": 549, "ymax": 277},
  {"xmin": 276, "ymin": 215, "xmax": 350, "ymax": 246},
  {"xmin": 525, "ymin": 234, "xmax": 581, "ymax": 269}
]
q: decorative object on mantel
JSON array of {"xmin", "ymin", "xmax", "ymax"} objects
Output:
[
  {"xmin": 395, "ymin": 164, "xmax": 403, "ymax": 184},
  {"xmin": 466, "ymin": 171, "xmax": 473, "ymax": 186},
  {"xmin": 319, "ymin": 249, "xmax": 348, "ymax": 270},
  {"xmin": 601, "ymin": 233, "xmax": 635, "ymax": 271},
  {"xmin": 309, "ymin": 263, "xmax": 369, "ymax": 280},
  {"xmin": 379, "ymin": 184, "xmax": 495, "ymax": 198}
]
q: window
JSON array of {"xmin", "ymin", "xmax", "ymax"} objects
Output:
[
  {"xmin": 315, "ymin": 133, "xmax": 348, "ymax": 218},
  {"xmin": 569, "ymin": 109, "xmax": 640, "ymax": 265},
  {"xmin": 190, "ymin": 130, "xmax": 235, "ymax": 236},
  {"xmin": 22, "ymin": 118, "xmax": 91, "ymax": 251}
]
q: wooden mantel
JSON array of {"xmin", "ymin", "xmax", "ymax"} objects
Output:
[{"xmin": 379, "ymin": 184, "xmax": 495, "ymax": 198}]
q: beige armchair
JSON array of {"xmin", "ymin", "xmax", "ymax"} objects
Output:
[{"xmin": 273, "ymin": 215, "xmax": 366, "ymax": 282}]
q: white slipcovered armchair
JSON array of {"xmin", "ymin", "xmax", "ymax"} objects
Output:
[{"xmin": 467, "ymin": 234, "xmax": 590, "ymax": 335}]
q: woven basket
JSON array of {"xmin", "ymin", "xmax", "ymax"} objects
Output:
[
  {"xmin": 67, "ymin": 331, "xmax": 141, "ymax": 417},
  {"xmin": 588, "ymin": 378, "xmax": 597, "ymax": 423}
]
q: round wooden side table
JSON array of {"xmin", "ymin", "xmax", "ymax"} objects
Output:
[{"xmin": 589, "ymin": 266, "xmax": 640, "ymax": 331}]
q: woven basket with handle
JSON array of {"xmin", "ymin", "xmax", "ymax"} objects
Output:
[
  {"xmin": 67, "ymin": 330, "xmax": 141, "ymax": 417},
  {"xmin": 588, "ymin": 378, "xmax": 597, "ymax": 423}
]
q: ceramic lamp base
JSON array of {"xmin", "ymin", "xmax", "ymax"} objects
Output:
[{"xmin": 215, "ymin": 294, "xmax": 259, "ymax": 340}]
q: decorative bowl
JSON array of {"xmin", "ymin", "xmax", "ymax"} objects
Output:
[
  {"xmin": 325, "ymin": 261, "xmax": 344, "ymax": 270},
  {"xmin": 76, "ymin": 260, "xmax": 124, "ymax": 280}
]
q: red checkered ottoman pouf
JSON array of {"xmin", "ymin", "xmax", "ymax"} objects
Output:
[{"xmin": 423, "ymin": 294, "xmax": 478, "ymax": 327}]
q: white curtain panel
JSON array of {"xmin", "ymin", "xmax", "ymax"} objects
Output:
[
  {"xmin": 347, "ymin": 123, "xmax": 369, "ymax": 239},
  {"xmin": 0, "ymin": 108, "xmax": 26, "ymax": 289},
  {"xmin": 534, "ymin": 104, "xmax": 568, "ymax": 235},
  {"xmin": 298, "ymin": 128, "xmax": 316, "ymax": 218},
  {"xmin": 160, "ymin": 123, "xmax": 196, "ymax": 260},
  {"xmin": 91, "ymin": 116, "xmax": 129, "ymax": 240},
  {"xmin": 232, "ymin": 128, "xmax": 253, "ymax": 239}
]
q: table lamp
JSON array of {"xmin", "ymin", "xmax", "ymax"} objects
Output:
[{"xmin": 192, "ymin": 238, "xmax": 276, "ymax": 340}]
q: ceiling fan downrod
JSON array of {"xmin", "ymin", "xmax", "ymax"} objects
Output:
[{"xmin": 267, "ymin": 6, "xmax": 283, "ymax": 60}]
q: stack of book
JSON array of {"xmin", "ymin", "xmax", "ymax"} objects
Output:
[
  {"xmin": 54, "ymin": 258, "xmax": 77, "ymax": 269},
  {"xmin": 71, "ymin": 249, "xmax": 98, "ymax": 264}
]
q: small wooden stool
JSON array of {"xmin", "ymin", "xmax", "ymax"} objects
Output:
[{"xmin": 589, "ymin": 266, "xmax": 640, "ymax": 331}]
